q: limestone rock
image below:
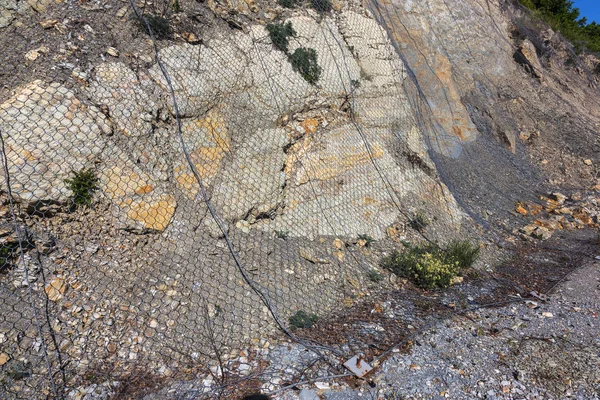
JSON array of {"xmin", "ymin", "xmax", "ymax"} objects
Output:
[
  {"xmin": 299, "ymin": 247, "xmax": 330, "ymax": 264},
  {"xmin": 173, "ymin": 109, "xmax": 230, "ymax": 198},
  {"xmin": 45, "ymin": 277, "xmax": 67, "ymax": 302},
  {"xmin": 0, "ymin": 0, "xmax": 30, "ymax": 29},
  {"xmin": 99, "ymin": 146, "xmax": 176, "ymax": 233},
  {"xmin": 211, "ymin": 128, "xmax": 287, "ymax": 222},
  {"xmin": 0, "ymin": 80, "xmax": 110, "ymax": 207},
  {"xmin": 89, "ymin": 62, "xmax": 159, "ymax": 138},
  {"xmin": 254, "ymin": 123, "xmax": 461, "ymax": 239},
  {"xmin": 0, "ymin": 7, "xmax": 15, "ymax": 29},
  {"xmin": 116, "ymin": 193, "xmax": 177, "ymax": 233},
  {"xmin": 150, "ymin": 41, "xmax": 252, "ymax": 117},
  {"xmin": 27, "ymin": 0, "xmax": 52, "ymax": 13},
  {"xmin": 339, "ymin": 11, "xmax": 406, "ymax": 95},
  {"xmin": 517, "ymin": 39, "xmax": 544, "ymax": 80}
]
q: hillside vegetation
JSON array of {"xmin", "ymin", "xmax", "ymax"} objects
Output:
[{"xmin": 519, "ymin": 0, "xmax": 600, "ymax": 52}]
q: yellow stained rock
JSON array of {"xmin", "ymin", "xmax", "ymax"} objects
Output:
[
  {"xmin": 125, "ymin": 194, "xmax": 177, "ymax": 232},
  {"xmin": 333, "ymin": 238, "xmax": 344, "ymax": 250},
  {"xmin": 300, "ymin": 118, "xmax": 319, "ymax": 135},
  {"xmin": 45, "ymin": 277, "xmax": 67, "ymax": 302},
  {"xmin": 175, "ymin": 110, "xmax": 230, "ymax": 197},
  {"xmin": 102, "ymin": 167, "xmax": 154, "ymax": 199}
]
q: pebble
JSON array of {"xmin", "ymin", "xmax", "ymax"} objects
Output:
[{"xmin": 106, "ymin": 47, "xmax": 119, "ymax": 57}]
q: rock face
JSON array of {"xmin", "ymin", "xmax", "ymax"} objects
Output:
[
  {"xmin": 0, "ymin": 0, "xmax": 31, "ymax": 29},
  {"xmin": 0, "ymin": 8, "xmax": 463, "ymax": 238},
  {"xmin": 0, "ymin": 79, "xmax": 176, "ymax": 232},
  {"xmin": 0, "ymin": 80, "xmax": 110, "ymax": 206},
  {"xmin": 88, "ymin": 62, "xmax": 160, "ymax": 139},
  {"xmin": 517, "ymin": 39, "xmax": 544, "ymax": 80},
  {"xmin": 138, "ymin": 10, "xmax": 462, "ymax": 239},
  {"xmin": 365, "ymin": 0, "xmax": 600, "ymax": 229}
]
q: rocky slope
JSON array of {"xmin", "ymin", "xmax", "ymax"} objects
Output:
[{"xmin": 0, "ymin": 0, "xmax": 598, "ymax": 398}]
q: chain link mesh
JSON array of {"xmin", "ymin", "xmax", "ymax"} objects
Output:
[{"xmin": 0, "ymin": 0, "xmax": 598, "ymax": 398}]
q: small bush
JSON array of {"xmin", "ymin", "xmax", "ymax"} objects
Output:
[
  {"xmin": 278, "ymin": 0, "xmax": 296, "ymax": 8},
  {"xmin": 172, "ymin": 0, "xmax": 181, "ymax": 12},
  {"xmin": 409, "ymin": 210, "xmax": 430, "ymax": 232},
  {"xmin": 289, "ymin": 310, "xmax": 319, "ymax": 329},
  {"xmin": 289, "ymin": 47, "xmax": 321, "ymax": 84},
  {"xmin": 445, "ymin": 240, "xmax": 480, "ymax": 269},
  {"xmin": 595, "ymin": 64, "xmax": 600, "ymax": 75},
  {"xmin": 0, "ymin": 244, "xmax": 14, "ymax": 272},
  {"xmin": 367, "ymin": 269, "xmax": 384, "ymax": 282},
  {"xmin": 64, "ymin": 168, "xmax": 99, "ymax": 207},
  {"xmin": 357, "ymin": 234, "xmax": 375, "ymax": 247},
  {"xmin": 381, "ymin": 244, "xmax": 462, "ymax": 289},
  {"xmin": 137, "ymin": 14, "xmax": 172, "ymax": 40},
  {"xmin": 266, "ymin": 22, "xmax": 296, "ymax": 53},
  {"xmin": 275, "ymin": 230, "xmax": 289, "ymax": 239},
  {"xmin": 311, "ymin": 0, "xmax": 332, "ymax": 12}
]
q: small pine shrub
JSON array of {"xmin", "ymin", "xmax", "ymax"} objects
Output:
[
  {"xmin": 289, "ymin": 310, "xmax": 319, "ymax": 329},
  {"xmin": 0, "ymin": 244, "xmax": 14, "ymax": 272},
  {"xmin": 266, "ymin": 22, "xmax": 296, "ymax": 53},
  {"xmin": 172, "ymin": 0, "xmax": 181, "ymax": 12},
  {"xmin": 278, "ymin": 0, "xmax": 296, "ymax": 8},
  {"xmin": 289, "ymin": 47, "xmax": 321, "ymax": 84},
  {"xmin": 595, "ymin": 64, "xmax": 600, "ymax": 75},
  {"xmin": 311, "ymin": 0, "xmax": 332, "ymax": 12},
  {"xmin": 445, "ymin": 240, "xmax": 480, "ymax": 269},
  {"xmin": 381, "ymin": 243, "xmax": 462, "ymax": 289},
  {"xmin": 368, "ymin": 269, "xmax": 384, "ymax": 282},
  {"xmin": 409, "ymin": 210, "xmax": 429, "ymax": 232},
  {"xmin": 357, "ymin": 234, "xmax": 375, "ymax": 247},
  {"xmin": 275, "ymin": 230, "xmax": 289, "ymax": 239},
  {"xmin": 64, "ymin": 168, "xmax": 99, "ymax": 207},
  {"xmin": 138, "ymin": 14, "xmax": 172, "ymax": 40}
]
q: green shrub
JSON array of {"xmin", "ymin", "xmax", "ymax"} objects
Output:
[
  {"xmin": 275, "ymin": 230, "xmax": 289, "ymax": 239},
  {"xmin": 357, "ymin": 234, "xmax": 375, "ymax": 247},
  {"xmin": 445, "ymin": 240, "xmax": 480, "ymax": 269},
  {"xmin": 289, "ymin": 47, "xmax": 321, "ymax": 84},
  {"xmin": 517, "ymin": 0, "xmax": 600, "ymax": 53},
  {"xmin": 289, "ymin": 310, "xmax": 319, "ymax": 329},
  {"xmin": 381, "ymin": 244, "xmax": 462, "ymax": 289},
  {"xmin": 409, "ymin": 210, "xmax": 429, "ymax": 232},
  {"xmin": 137, "ymin": 14, "xmax": 172, "ymax": 40},
  {"xmin": 172, "ymin": 0, "xmax": 181, "ymax": 12},
  {"xmin": 367, "ymin": 269, "xmax": 384, "ymax": 282},
  {"xmin": 0, "ymin": 244, "xmax": 14, "ymax": 272},
  {"xmin": 64, "ymin": 168, "xmax": 99, "ymax": 207},
  {"xmin": 278, "ymin": 0, "xmax": 296, "ymax": 8},
  {"xmin": 266, "ymin": 22, "xmax": 296, "ymax": 53},
  {"xmin": 311, "ymin": 0, "xmax": 332, "ymax": 13},
  {"xmin": 595, "ymin": 64, "xmax": 600, "ymax": 75}
]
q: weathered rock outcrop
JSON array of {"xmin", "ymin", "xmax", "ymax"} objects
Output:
[
  {"xmin": 0, "ymin": 8, "xmax": 462, "ymax": 240},
  {"xmin": 0, "ymin": 80, "xmax": 110, "ymax": 206}
]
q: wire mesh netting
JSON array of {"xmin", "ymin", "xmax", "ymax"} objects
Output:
[{"xmin": 0, "ymin": 0, "xmax": 599, "ymax": 398}]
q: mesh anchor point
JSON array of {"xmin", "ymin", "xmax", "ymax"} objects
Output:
[{"xmin": 343, "ymin": 355, "xmax": 373, "ymax": 378}]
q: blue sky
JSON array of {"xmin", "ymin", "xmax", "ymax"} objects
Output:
[{"xmin": 573, "ymin": 0, "xmax": 600, "ymax": 24}]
